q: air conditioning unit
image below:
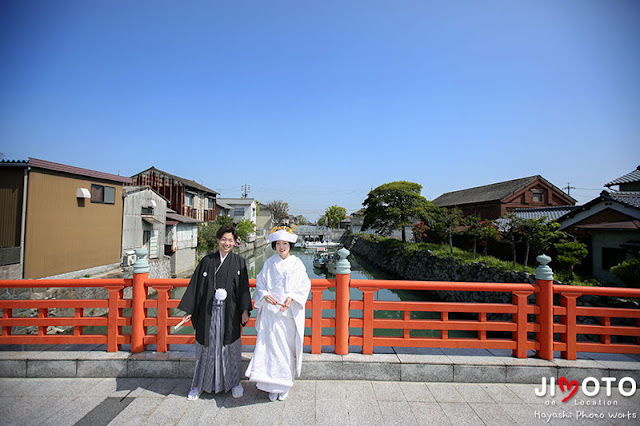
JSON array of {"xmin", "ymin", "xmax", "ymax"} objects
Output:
[{"xmin": 122, "ymin": 251, "xmax": 136, "ymax": 266}]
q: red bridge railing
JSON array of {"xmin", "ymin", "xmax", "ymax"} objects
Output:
[{"xmin": 1, "ymin": 251, "xmax": 638, "ymax": 360}]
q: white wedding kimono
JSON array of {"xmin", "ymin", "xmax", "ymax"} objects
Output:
[{"xmin": 245, "ymin": 254, "xmax": 311, "ymax": 394}]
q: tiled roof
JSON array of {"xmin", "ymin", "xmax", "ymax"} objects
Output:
[
  {"xmin": 432, "ymin": 176, "xmax": 540, "ymax": 206},
  {"xmin": 217, "ymin": 198, "xmax": 255, "ymax": 205},
  {"xmin": 607, "ymin": 191, "xmax": 640, "ymax": 209},
  {"xmin": 512, "ymin": 206, "xmax": 579, "ymax": 221},
  {"xmin": 556, "ymin": 190, "xmax": 640, "ymax": 223},
  {"xmin": 27, "ymin": 158, "xmax": 131, "ymax": 184},
  {"xmin": 134, "ymin": 167, "xmax": 218, "ymax": 195},
  {"xmin": 605, "ymin": 165, "xmax": 640, "ymax": 187},
  {"xmin": 166, "ymin": 211, "xmax": 202, "ymax": 224}
]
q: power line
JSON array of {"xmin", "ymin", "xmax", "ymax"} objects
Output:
[{"xmin": 563, "ymin": 182, "xmax": 576, "ymax": 196}]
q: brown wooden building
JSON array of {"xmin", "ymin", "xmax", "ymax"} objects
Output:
[
  {"xmin": 432, "ymin": 175, "xmax": 576, "ymax": 220},
  {"xmin": 130, "ymin": 167, "xmax": 218, "ymax": 222},
  {"xmin": 0, "ymin": 158, "xmax": 131, "ymax": 279}
]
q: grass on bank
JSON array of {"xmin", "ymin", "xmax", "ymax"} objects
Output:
[{"xmin": 359, "ymin": 234, "xmax": 604, "ymax": 287}]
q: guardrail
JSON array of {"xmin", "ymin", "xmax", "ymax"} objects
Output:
[{"xmin": 1, "ymin": 249, "xmax": 638, "ymax": 359}]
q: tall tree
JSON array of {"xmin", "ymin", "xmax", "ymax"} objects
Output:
[
  {"xmin": 362, "ymin": 181, "xmax": 435, "ymax": 242},
  {"xmin": 324, "ymin": 205, "xmax": 347, "ymax": 229},
  {"xmin": 478, "ymin": 220, "xmax": 499, "ymax": 257},
  {"xmin": 438, "ymin": 207, "xmax": 464, "ymax": 254},
  {"xmin": 465, "ymin": 215, "xmax": 483, "ymax": 258},
  {"xmin": 499, "ymin": 213, "xmax": 523, "ymax": 266},
  {"xmin": 265, "ymin": 200, "xmax": 289, "ymax": 225},
  {"xmin": 518, "ymin": 217, "xmax": 565, "ymax": 267}
]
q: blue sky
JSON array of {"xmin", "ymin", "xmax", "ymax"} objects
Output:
[{"xmin": 2, "ymin": 1, "xmax": 639, "ymax": 221}]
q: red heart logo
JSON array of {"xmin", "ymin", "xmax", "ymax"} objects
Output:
[{"xmin": 558, "ymin": 377, "xmax": 578, "ymax": 402}]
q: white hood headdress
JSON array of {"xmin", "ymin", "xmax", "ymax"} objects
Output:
[{"xmin": 269, "ymin": 226, "xmax": 298, "ymax": 244}]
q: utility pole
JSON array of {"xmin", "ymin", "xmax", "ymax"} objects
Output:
[
  {"xmin": 241, "ymin": 183, "xmax": 251, "ymax": 198},
  {"xmin": 563, "ymin": 182, "xmax": 576, "ymax": 196}
]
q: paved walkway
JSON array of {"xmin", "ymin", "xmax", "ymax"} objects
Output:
[
  {"xmin": 1, "ymin": 377, "xmax": 639, "ymax": 425},
  {"xmin": 1, "ymin": 345, "xmax": 639, "ymax": 425}
]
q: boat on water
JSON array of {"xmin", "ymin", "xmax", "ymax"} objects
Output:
[
  {"xmin": 313, "ymin": 251, "xmax": 331, "ymax": 269},
  {"xmin": 303, "ymin": 241, "xmax": 341, "ymax": 249}
]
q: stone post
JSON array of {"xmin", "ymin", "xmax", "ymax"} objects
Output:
[
  {"xmin": 535, "ymin": 254, "xmax": 554, "ymax": 360},
  {"xmin": 335, "ymin": 247, "xmax": 351, "ymax": 355},
  {"xmin": 131, "ymin": 247, "xmax": 149, "ymax": 353}
]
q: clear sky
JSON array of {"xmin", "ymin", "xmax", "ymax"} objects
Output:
[{"xmin": 2, "ymin": 1, "xmax": 639, "ymax": 221}]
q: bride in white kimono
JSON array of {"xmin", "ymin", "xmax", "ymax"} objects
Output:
[{"xmin": 246, "ymin": 227, "xmax": 311, "ymax": 401}]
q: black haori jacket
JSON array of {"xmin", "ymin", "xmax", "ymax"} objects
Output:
[{"xmin": 178, "ymin": 251, "xmax": 252, "ymax": 347}]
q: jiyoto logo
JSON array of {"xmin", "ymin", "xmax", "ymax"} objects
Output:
[
  {"xmin": 535, "ymin": 376, "xmax": 637, "ymax": 403},
  {"xmin": 533, "ymin": 376, "xmax": 637, "ymax": 422}
]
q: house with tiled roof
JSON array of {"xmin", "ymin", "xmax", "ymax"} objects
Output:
[
  {"xmin": 605, "ymin": 165, "xmax": 640, "ymax": 192},
  {"xmin": 0, "ymin": 158, "xmax": 131, "ymax": 279},
  {"xmin": 432, "ymin": 175, "xmax": 576, "ymax": 220},
  {"xmin": 130, "ymin": 167, "xmax": 218, "ymax": 222},
  {"xmin": 557, "ymin": 165, "xmax": 640, "ymax": 286}
]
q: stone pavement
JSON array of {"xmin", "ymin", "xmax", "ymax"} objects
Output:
[
  {"xmin": 0, "ymin": 345, "xmax": 639, "ymax": 425},
  {"xmin": 1, "ymin": 377, "xmax": 639, "ymax": 425}
]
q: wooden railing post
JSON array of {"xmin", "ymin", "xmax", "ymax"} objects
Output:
[
  {"xmin": 512, "ymin": 290, "xmax": 532, "ymax": 358},
  {"xmin": 105, "ymin": 285, "xmax": 125, "ymax": 352},
  {"xmin": 154, "ymin": 285, "xmax": 173, "ymax": 353},
  {"xmin": 560, "ymin": 293, "xmax": 580, "ymax": 360},
  {"xmin": 131, "ymin": 248, "xmax": 149, "ymax": 353},
  {"xmin": 334, "ymin": 247, "xmax": 351, "ymax": 355},
  {"xmin": 535, "ymin": 254, "xmax": 554, "ymax": 360}
]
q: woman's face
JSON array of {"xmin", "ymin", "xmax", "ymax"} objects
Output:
[
  {"xmin": 275, "ymin": 240, "xmax": 290, "ymax": 259},
  {"xmin": 218, "ymin": 232, "xmax": 235, "ymax": 256}
]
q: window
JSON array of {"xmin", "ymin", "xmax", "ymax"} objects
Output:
[
  {"xmin": 531, "ymin": 189, "xmax": 544, "ymax": 203},
  {"xmin": 142, "ymin": 207, "xmax": 154, "ymax": 215},
  {"xmin": 91, "ymin": 184, "xmax": 116, "ymax": 204},
  {"xmin": 234, "ymin": 207, "xmax": 245, "ymax": 217},
  {"xmin": 208, "ymin": 198, "xmax": 214, "ymax": 209},
  {"xmin": 185, "ymin": 193, "xmax": 194, "ymax": 207},
  {"xmin": 602, "ymin": 248, "xmax": 626, "ymax": 270}
]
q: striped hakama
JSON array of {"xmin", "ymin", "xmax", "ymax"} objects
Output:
[{"xmin": 190, "ymin": 298, "xmax": 242, "ymax": 394}]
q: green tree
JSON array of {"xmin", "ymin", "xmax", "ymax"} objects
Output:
[
  {"xmin": 519, "ymin": 217, "xmax": 565, "ymax": 267},
  {"xmin": 611, "ymin": 258, "xmax": 640, "ymax": 287},
  {"xmin": 325, "ymin": 205, "xmax": 347, "ymax": 229},
  {"xmin": 465, "ymin": 215, "xmax": 483, "ymax": 258},
  {"xmin": 317, "ymin": 215, "xmax": 327, "ymax": 227},
  {"xmin": 555, "ymin": 241, "xmax": 589, "ymax": 279},
  {"xmin": 296, "ymin": 215, "xmax": 309, "ymax": 225},
  {"xmin": 266, "ymin": 200, "xmax": 289, "ymax": 224},
  {"xmin": 478, "ymin": 220, "xmax": 499, "ymax": 257},
  {"xmin": 235, "ymin": 218, "xmax": 256, "ymax": 243},
  {"xmin": 362, "ymin": 181, "xmax": 435, "ymax": 242},
  {"xmin": 437, "ymin": 207, "xmax": 464, "ymax": 254},
  {"xmin": 499, "ymin": 213, "xmax": 523, "ymax": 266}
]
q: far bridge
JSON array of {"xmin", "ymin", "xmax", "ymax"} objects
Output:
[{"xmin": 295, "ymin": 225, "xmax": 347, "ymax": 242}]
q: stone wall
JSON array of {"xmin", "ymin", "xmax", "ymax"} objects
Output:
[
  {"xmin": 342, "ymin": 235, "xmax": 639, "ymax": 341},
  {"xmin": 343, "ymin": 234, "xmax": 533, "ymax": 305}
]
